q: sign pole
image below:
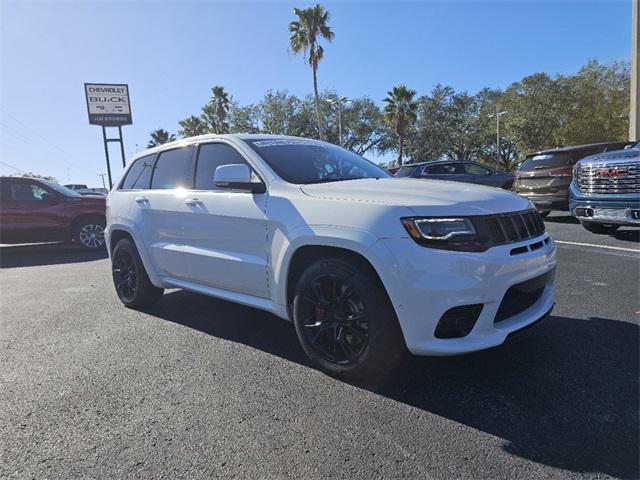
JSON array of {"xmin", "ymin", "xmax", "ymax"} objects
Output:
[
  {"xmin": 118, "ymin": 126, "xmax": 126, "ymax": 168},
  {"xmin": 101, "ymin": 126, "xmax": 113, "ymax": 189}
]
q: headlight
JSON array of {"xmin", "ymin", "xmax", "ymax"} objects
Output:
[{"xmin": 401, "ymin": 217, "xmax": 484, "ymax": 251}]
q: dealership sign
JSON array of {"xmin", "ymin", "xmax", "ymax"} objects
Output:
[{"xmin": 84, "ymin": 83, "xmax": 132, "ymax": 126}]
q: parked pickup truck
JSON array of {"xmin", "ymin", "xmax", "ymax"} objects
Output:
[
  {"xmin": 569, "ymin": 142, "xmax": 640, "ymax": 234},
  {"xmin": 0, "ymin": 176, "xmax": 106, "ymax": 249}
]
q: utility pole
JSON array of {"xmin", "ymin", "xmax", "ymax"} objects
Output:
[
  {"xmin": 98, "ymin": 173, "xmax": 107, "ymax": 189},
  {"xmin": 326, "ymin": 96, "xmax": 350, "ymax": 146},
  {"xmin": 631, "ymin": 0, "xmax": 639, "ymax": 141}
]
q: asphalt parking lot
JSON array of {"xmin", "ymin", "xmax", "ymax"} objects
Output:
[{"xmin": 1, "ymin": 212, "xmax": 638, "ymax": 480}]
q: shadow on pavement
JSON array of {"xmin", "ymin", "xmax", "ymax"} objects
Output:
[
  {"xmin": 0, "ymin": 243, "xmax": 108, "ymax": 268},
  {"xmin": 612, "ymin": 228, "xmax": 640, "ymax": 243},
  {"xmin": 543, "ymin": 214, "xmax": 580, "ymax": 224},
  {"xmin": 147, "ymin": 290, "xmax": 639, "ymax": 479}
]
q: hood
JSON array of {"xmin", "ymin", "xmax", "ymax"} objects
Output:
[
  {"xmin": 579, "ymin": 147, "xmax": 640, "ymax": 165},
  {"xmin": 300, "ymin": 178, "xmax": 531, "ymax": 216}
]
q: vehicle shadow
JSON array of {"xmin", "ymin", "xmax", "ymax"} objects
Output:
[
  {"xmin": 147, "ymin": 290, "xmax": 639, "ymax": 479},
  {"xmin": 0, "ymin": 243, "xmax": 108, "ymax": 268},
  {"xmin": 612, "ymin": 228, "xmax": 640, "ymax": 243},
  {"xmin": 543, "ymin": 214, "xmax": 580, "ymax": 224}
]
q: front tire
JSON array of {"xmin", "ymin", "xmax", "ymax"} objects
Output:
[
  {"xmin": 111, "ymin": 238, "xmax": 163, "ymax": 308},
  {"xmin": 581, "ymin": 221, "xmax": 619, "ymax": 235},
  {"xmin": 292, "ymin": 256, "xmax": 406, "ymax": 384}
]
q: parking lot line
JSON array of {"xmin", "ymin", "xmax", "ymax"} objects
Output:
[{"xmin": 555, "ymin": 240, "xmax": 640, "ymax": 253}]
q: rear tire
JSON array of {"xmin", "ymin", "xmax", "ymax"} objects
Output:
[
  {"xmin": 292, "ymin": 256, "xmax": 406, "ymax": 385},
  {"xmin": 581, "ymin": 221, "xmax": 619, "ymax": 235},
  {"xmin": 111, "ymin": 238, "xmax": 163, "ymax": 308},
  {"xmin": 73, "ymin": 216, "xmax": 106, "ymax": 250}
]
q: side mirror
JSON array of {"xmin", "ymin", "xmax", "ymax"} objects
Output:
[{"xmin": 214, "ymin": 164, "xmax": 265, "ymax": 193}]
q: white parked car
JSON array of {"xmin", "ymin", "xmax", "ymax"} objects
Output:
[{"xmin": 106, "ymin": 135, "xmax": 556, "ymax": 381}]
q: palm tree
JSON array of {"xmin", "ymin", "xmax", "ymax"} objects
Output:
[
  {"xmin": 178, "ymin": 115, "xmax": 207, "ymax": 138},
  {"xmin": 383, "ymin": 85, "xmax": 418, "ymax": 166},
  {"xmin": 202, "ymin": 85, "xmax": 231, "ymax": 134},
  {"xmin": 147, "ymin": 128, "xmax": 176, "ymax": 148},
  {"xmin": 289, "ymin": 4, "xmax": 334, "ymax": 140}
]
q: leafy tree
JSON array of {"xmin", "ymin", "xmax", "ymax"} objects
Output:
[
  {"xmin": 202, "ymin": 85, "xmax": 231, "ymax": 134},
  {"xmin": 20, "ymin": 172, "xmax": 58, "ymax": 182},
  {"xmin": 147, "ymin": 129, "xmax": 176, "ymax": 148},
  {"xmin": 338, "ymin": 97, "xmax": 386, "ymax": 155},
  {"xmin": 178, "ymin": 115, "xmax": 207, "ymax": 138},
  {"xmin": 500, "ymin": 73, "xmax": 564, "ymax": 153},
  {"xmin": 261, "ymin": 90, "xmax": 303, "ymax": 135},
  {"xmin": 554, "ymin": 60, "xmax": 630, "ymax": 146},
  {"xmin": 383, "ymin": 85, "xmax": 418, "ymax": 166},
  {"xmin": 229, "ymin": 103, "xmax": 262, "ymax": 134},
  {"xmin": 288, "ymin": 4, "xmax": 334, "ymax": 140}
]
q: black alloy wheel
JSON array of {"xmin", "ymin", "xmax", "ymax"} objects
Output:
[
  {"xmin": 112, "ymin": 247, "xmax": 138, "ymax": 302},
  {"xmin": 299, "ymin": 273, "xmax": 370, "ymax": 365}
]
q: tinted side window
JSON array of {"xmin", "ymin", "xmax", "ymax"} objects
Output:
[
  {"xmin": 121, "ymin": 155, "xmax": 155, "ymax": 190},
  {"xmin": 426, "ymin": 164, "xmax": 462, "ymax": 175},
  {"xmin": 6, "ymin": 181, "xmax": 49, "ymax": 202},
  {"xmin": 465, "ymin": 163, "xmax": 490, "ymax": 175},
  {"xmin": 151, "ymin": 147, "xmax": 192, "ymax": 190},
  {"xmin": 195, "ymin": 143, "xmax": 249, "ymax": 190}
]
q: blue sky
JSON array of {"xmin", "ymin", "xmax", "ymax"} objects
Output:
[{"xmin": 0, "ymin": 0, "xmax": 633, "ymax": 186}]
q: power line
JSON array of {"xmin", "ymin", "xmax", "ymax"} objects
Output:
[
  {"xmin": 0, "ymin": 120, "xmax": 84, "ymax": 169},
  {"xmin": 0, "ymin": 108, "xmax": 74, "ymax": 158},
  {"xmin": 0, "ymin": 160, "xmax": 27, "ymax": 174}
]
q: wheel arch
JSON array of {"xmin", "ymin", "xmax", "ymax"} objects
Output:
[
  {"xmin": 284, "ymin": 244, "xmax": 390, "ymax": 319},
  {"xmin": 70, "ymin": 213, "xmax": 106, "ymax": 234},
  {"xmin": 107, "ymin": 224, "xmax": 164, "ymax": 288}
]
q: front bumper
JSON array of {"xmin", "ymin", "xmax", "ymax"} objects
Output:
[
  {"xmin": 569, "ymin": 184, "xmax": 640, "ymax": 226},
  {"xmin": 369, "ymin": 234, "xmax": 556, "ymax": 356}
]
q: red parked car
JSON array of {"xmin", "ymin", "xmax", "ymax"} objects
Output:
[{"xmin": 0, "ymin": 176, "xmax": 106, "ymax": 250}]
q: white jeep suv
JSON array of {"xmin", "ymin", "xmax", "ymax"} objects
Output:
[{"xmin": 106, "ymin": 135, "xmax": 556, "ymax": 381}]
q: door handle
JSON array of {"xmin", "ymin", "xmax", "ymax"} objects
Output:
[
  {"xmin": 135, "ymin": 196, "xmax": 149, "ymax": 204},
  {"xmin": 184, "ymin": 198, "xmax": 203, "ymax": 206}
]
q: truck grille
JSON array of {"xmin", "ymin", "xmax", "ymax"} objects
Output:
[{"xmin": 576, "ymin": 160, "xmax": 640, "ymax": 194}]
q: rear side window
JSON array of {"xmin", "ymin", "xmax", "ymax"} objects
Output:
[
  {"xmin": 425, "ymin": 163, "xmax": 464, "ymax": 175},
  {"xmin": 151, "ymin": 147, "xmax": 193, "ymax": 190},
  {"xmin": 194, "ymin": 143, "xmax": 249, "ymax": 190},
  {"xmin": 121, "ymin": 155, "xmax": 155, "ymax": 190},
  {"xmin": 464, "ymin": 163, "xmax": 491, "ymax": 175}
]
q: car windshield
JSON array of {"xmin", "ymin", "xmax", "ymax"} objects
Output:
[
  {"xmin": 244, "ymin": 138, "xmax": 389, "ymax": 184},
  {"xmin": 39, "ymin": 179, "xmax": 81, "ymax": 197}
]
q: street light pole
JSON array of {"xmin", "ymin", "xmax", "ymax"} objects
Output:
[
  {"xmin": 489, "ymin": 110, "xmax": 508, "ymax": 165},
  {"xmin": 326, "ymin": 96, "xmax": 350, "ymax": 146}
]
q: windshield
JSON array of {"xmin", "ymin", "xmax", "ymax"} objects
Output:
[
  {"xmin": 244, "ymin": 138, "xmax": 389, "ymax": 184},
  {"xmin": 39, "ymin": 179, "xmax": 81, "ymax": 197}
]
